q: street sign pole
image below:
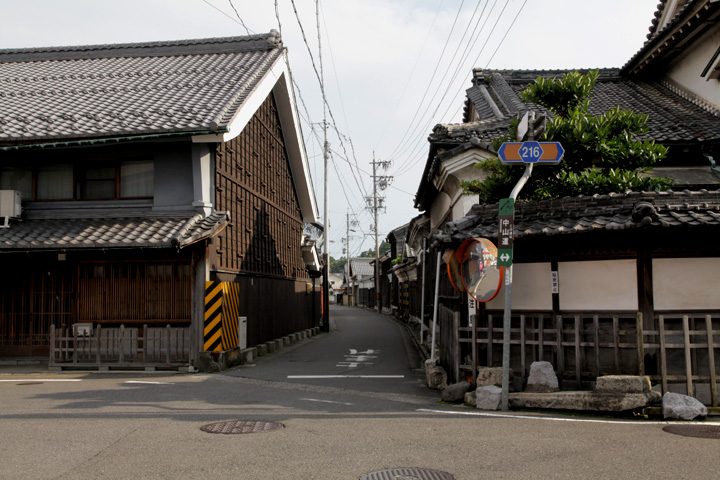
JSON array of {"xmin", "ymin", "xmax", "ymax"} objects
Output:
[
  {"xmin": 500, "ymin": 163, "xmax": 533, "ymax": 411},
  {"xmin": 497, "ymin": 111, "xmax": 553, "ymax": 411}
]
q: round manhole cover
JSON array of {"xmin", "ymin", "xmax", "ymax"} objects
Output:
[
  {"xmin": 663, "ymin": 424, "xmax": 720, "ymax": 439},
  {"xmin": 360, "ymin": 468, "xmax": 455, "ymax": 480},
  {"xmin": 200, "ymin": 420, "xmax": 284, "ymax": 435}
]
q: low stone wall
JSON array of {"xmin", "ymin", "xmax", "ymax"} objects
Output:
[{"xmin": 195, "ymin": 327, "xmax": 320, "ymax": 372}]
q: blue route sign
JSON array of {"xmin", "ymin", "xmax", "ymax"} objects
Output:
[{"xmin": 498, "ymin": 141, "xmax": 564, "ymax": 165}]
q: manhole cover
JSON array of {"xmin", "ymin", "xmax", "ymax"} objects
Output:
[
  {"xmin": 200, "ymin": 420, "xmax": 284, "ymax": 435},
  {"xmin": 360, "ymin": 468, "xmax": 455, "ymax": 480},
  {"xmin": 663, "ymin": 425, "xmax": 720, "ymax": 439}
]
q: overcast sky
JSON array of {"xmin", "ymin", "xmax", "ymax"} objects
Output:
[{"xmin": 1, "ymin": 0, "xmax": 660, "ymax": 259}]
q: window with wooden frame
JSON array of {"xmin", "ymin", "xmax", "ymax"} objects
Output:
[{"xmin": 0, "ymin": 159, "xmax": 154, "ymax": 201}]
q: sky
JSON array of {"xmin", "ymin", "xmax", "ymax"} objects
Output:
[{"xmin": 0, "ymin": 0, "xmax": 660, "ymax": 259}]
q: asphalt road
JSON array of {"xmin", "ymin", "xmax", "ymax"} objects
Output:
[{"xmin": 1, "ymin": 306, "xmax": 718, "ymax": 479}]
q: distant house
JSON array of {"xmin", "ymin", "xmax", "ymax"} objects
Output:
[
  {"xmin": 411, "ymin": 0, "xmax": 720, "ymax": 405},
  {"xmin": 0, "ymin": 32, "xmax": 321, "ymax": 368},
  {"xmin": 346, "ymin": 257, "xmax": 375, "ymax": 308}
]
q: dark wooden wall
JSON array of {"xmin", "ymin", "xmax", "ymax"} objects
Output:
[{"xmin": 213, "ymin": 93, "xmax": 308, "ymax": 280}]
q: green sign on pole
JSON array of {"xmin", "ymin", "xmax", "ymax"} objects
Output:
[{"xmin": 498, "ymin": 198, "xmax": 514, "ymax": 267}]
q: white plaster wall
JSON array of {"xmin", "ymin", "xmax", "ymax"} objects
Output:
[
  {"xmin": 486, "ymin": 262, "xmax": 553, "ymax": 310},
  {"xmin": 666, "ymin": 28, "xmax": 720, "ymax": 110},
  {"xmin": 558, "ymin": 260, "xmax": 638, "ymax": 311},
  {"xmin": 653, "ymin": 257, "xmax": 720, "ymax": 310}
]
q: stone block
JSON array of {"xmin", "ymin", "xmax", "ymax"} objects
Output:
[
  {"xmin": 526, "ymin": 361, "xmax": 559, "ymax": 393},
  {"xmin": 663, "ymin": 392, "xmax": 707, "ymax": 420},
  {"xmin": 477, "ymin": 367, "xmax": 513, "ymax": 387},
  {"xmin": 239, "ymin": 347, "xmax": 256, "ymax": 364},
  {"xmin": 510, "ymin": 391, "xmax": 661, "ymax": 412},
  {"xmin": 476, "ymin": 385, "xmax": 502, "ymax": 410},
  {"xmin": 595, "ymin": 375, "xmax": 652, "ymax": 394},
  {"xmin": 256, "ymin": 343, "xmax": 268, "ymax": 357},
  {"xmin": 275, "ymin": 339, "xmax": 284, "ymax": 350},
  {"xmin": 464, "ymin": 391, "xmax": 477, "ymax": 406},
  {"xmin": 442, "ymin": 382, "xmax": 472, "ymax": 402},
  {"xmin": 425, "ymin": 362, "xmax": 447, "ymax": 390}
]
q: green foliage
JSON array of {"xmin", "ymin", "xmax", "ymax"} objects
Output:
[
  {"xmin": 329, "ymin": 256, "xmax": 346, "ymax": 274},
  {"xmin": 359, "ymin": 241, "xmax": 391, "ymax": 258},
  {"xmin": 461, "ymin": 70, "xmax": 671, "ymax": 202},
  {"xmin": 391, "ymin": 254, "xmax": 403, "ymax": 265}
]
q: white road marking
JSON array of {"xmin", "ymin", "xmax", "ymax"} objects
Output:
[
  {"xmin": 0, "ymin": 379, "xmax": 82, "ymax": 382},
  {"xmin": 300, "ymin": 398, "xmax": 354, "ymax": 405},
  {"xmin": 288, "ymin": 375, "xmax": 404, "ymax": 379},
  {"xmin": 416, "ymin": 408, "xmax": 720, "ymax": 426},
  {"xmin": 125, "ymin": 381, "xmax": 174, "ymax": 385}
]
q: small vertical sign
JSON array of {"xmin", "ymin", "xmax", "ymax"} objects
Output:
[
  {"xmin": 467, "ymin": 296, "xmax": 476, "ymax": 328},
  {"xmin": 498, "ymin": 198, "xmax": 514, "ymax": 267},
  {"xmin": 551, "ymin": 271, "xmax": 559, "ymax": 294}
]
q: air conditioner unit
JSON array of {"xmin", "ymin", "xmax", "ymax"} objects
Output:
[{"xmin": 0, "ymin": 190, "xmax": 22, "ymax": 228}]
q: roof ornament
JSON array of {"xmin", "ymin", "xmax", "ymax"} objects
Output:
[{"xmin": 632, "ymin": 201, "xmax": 659, "ymax": 224}]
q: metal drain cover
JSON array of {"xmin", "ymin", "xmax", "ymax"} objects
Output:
[
  {"xmin": 201, "ymin": 420, "xmax": 284, "ymax": 435},
  {"xmin": 360, "ymin": 468, "xmax": 455, "ymax": 480},
  {"xmin": 663, "ymin": 424, "xmax": 720, "ymax": 439}
]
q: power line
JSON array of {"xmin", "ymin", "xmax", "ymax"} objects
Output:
[{"xmin": 227, "ymin": 0, "xmax": 252, "ymax": 35}]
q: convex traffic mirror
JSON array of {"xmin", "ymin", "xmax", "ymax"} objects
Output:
[{"xmin": 458, "ymin": 238, "xmax": 503, "ymax": 302}]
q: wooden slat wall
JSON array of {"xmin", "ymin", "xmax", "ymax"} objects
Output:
[
  {"xmin": 214, "ymin": 94, "xmax": 308, "ymax": 280},
  {"xmin": 454, "ymin": 311, "xmax": 719, "ymax": 405},
  {"xmin": 78, "ymin": 260, "xmax": 191, "ymax": 324},
  {"xmin": 0, "ymin": 268, "xmax": 73, "ymax": 353}
]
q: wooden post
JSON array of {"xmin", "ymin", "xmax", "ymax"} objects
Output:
[
  {"xmin": 682, "ymin": 315, "xmax": 693, "ymax": 396},
  {"xmin": 659, "ymin": 315, "xmax": 668, "ymax": 394},
  {"xmin": 637, "ymin": 312, "xmax": 645, "ymax": 376},
  {"xmin": 49, "ymin": 325, "xmax": 55, "ymax": 366},
  {"xmin": 143, "ymin": 324, "xmax": 148, "ymax": 362},
  {"xmin": 166, "ymin": 324, "xmax": 171, "ymax": 364},
  {"xmin": 119, "ymin": 325, "xmax": 125, "ymax": 364},
  {"xmin": 556, "ymin": 315, "xmax": 564, "ymax": 374},
  {"xmin": 455, "ymin": 312, "xmax": 462, "ymax": 384},
  {"xmin": 520, "ymin": 315, "xmax": 526, "ymax": 380},
  {"xmin": 574, "ymin": 315, "xmax": 582, "ymax": 385},
  {"xmin": 96, "ymin": 325, "xmax": 101, "ymax": 365},
  {"xmin": 705, "ymin": 315, "xmax": 717, "ymax": 408},
  {"xmin": 538, "ymin": 315, "xmax": 544, "ymax": 362},
  {"xmin": 593, "ymin": 315, "xmax": 600, "ymax": 378},
  {"xmin": 613, "ymin": 315, "xmax": 620, "ymax": 373},
  {"xmin": 487, "ymin": 314, "xmax": 494, "ymax": 367},
  {"xmin": 72, "ymin": 326, "xmax": 78, "ymax": 364}
]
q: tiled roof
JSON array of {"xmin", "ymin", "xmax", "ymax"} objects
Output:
[
  {"xmin": 623, "ymin": 1, "xmax": 720, "ymax": 76},
  {"xmin": 0, "ymin": 33, "xmax": 283, "ymax": 144},
  {"xmin": 456, "ymin": 68, "xmax": 720, "ymax": 144},
  {"xmin": 0, "ymin": 212, "xmax": 229, "ymax": 250},
  {"xmin": 437, "ymin": 190, "xmax": 720, "ymax": 244},
  {"xmin": 350, "ymin": 257, "xmax": 374, "ymax": 277}
]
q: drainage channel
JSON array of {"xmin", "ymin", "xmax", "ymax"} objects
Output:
[
  {"xmin": 662, "ymin": 424, "xmax": 720, "ymax": 439},
  {"xmin": 200, "ymin": 420, "xmax": 285, "ymax": 435},
  {"xmin": 359, "ymin": 468, "xmax": 455, "ymax": 480}
]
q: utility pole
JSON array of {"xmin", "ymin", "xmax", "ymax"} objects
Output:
[
  {"xmin": 367, "ymin": 154, "xmax": 392, "ymax": 313},
  {"xmin": 322, "ymin": 122, "xmax": 330, "ymax": 332},
  {"xmin": 345, "ymin": 212, "xmax": 352, "ymax": 306}
]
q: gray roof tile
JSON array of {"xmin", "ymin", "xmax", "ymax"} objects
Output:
[
  {"xmin": 438, "ymin": 190, "xmax": 720, "ymax": 243},
  {"xmin": 0, "ymin": 212, "xmax": 229, "ymax": 250},
  {"xmin": 0, "ymin": 33, "xmax": 283, "ymax": 144}
]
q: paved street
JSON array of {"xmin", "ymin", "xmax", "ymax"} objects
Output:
[{"xmin": 1, "ymin": 306, "xmax": 719, "ymax": 479}]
